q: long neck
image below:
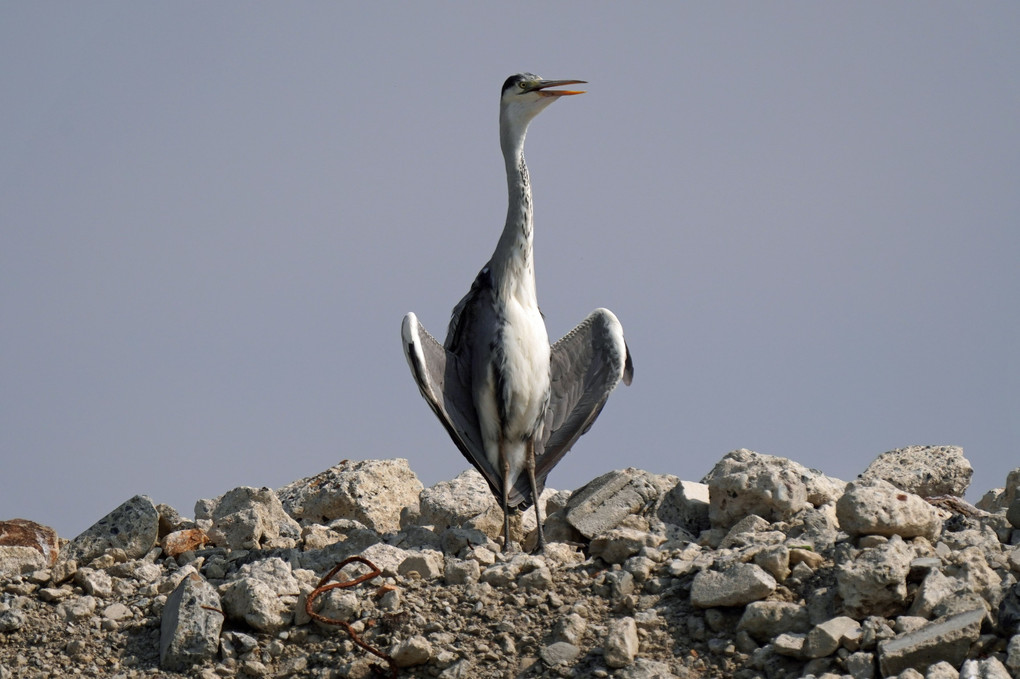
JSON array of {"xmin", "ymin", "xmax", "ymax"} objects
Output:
[{"xmin": 490, "ymin": 120, "xmax": 536, "ymax": 302}]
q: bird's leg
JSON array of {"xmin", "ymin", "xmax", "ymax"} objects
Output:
[
  {"xmin": 526, "ymin": 438, "xmax": 546, "ymax": 553},
  {"xmin": 500, "ymin": 436, "xmax": 513, "ymax": 553}
]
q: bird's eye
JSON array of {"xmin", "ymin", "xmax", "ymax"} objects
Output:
[{"xmin": 518, "ymin": 81, "xmax": 528, "ymax": 90}]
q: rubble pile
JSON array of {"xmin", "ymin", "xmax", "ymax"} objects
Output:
[{"xmin": 1, "ymin": 447, "xmax": 1019, "ymax": 679}]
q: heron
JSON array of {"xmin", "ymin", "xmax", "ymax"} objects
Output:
[{"xmin": 401, "ymin": 73, "xmax": 633, "ymax": 552}]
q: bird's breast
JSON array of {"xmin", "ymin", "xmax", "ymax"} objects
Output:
[{"xmin": 477, "ymin": 295, "xmax": 551, "ymax": 443}]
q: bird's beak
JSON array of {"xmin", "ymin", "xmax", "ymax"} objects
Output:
[{"xmin": 532, "ymin": 79, "xmax": 587, "ymax": 97}]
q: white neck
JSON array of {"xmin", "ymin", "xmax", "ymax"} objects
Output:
[{"xmin": 490, "ymin": 108, "xmax": 538, "ymax": 303}]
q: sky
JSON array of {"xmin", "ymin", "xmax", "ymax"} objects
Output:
[{"xmin": 2, "ymin": 4, "xmax": 1018, "ymax": 539}]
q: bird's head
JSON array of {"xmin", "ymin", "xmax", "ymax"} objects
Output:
[{"xmin": 499, "ymin": 73, "xmax": 585, "ymax": 143}]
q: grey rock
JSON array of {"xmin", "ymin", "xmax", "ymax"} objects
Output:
[
  {"xmin": 614, "ymin": 658, "xmax": 680, "ymax": 679},
  {"xmin": 656, "ymin": 479, "xmax": 710, "ymax": 534},
  {"xmin": 605, "ymin": 616, "xmax": 639, "ymax": 668},
  {"xmin": 845, "ymin": 651, "xmax": 875, "ymax": 679},
  {"xmin": 159, "ymin": 573, "xmax": 223, "ymax": 672},
  {"xmin": 56, "ymin": 595, "xmax": 97, "ymax": 622},
  {"xmin": 691, "ymin": 563, "xmax": 777, "ymax": 608},
  {"xmin": 999, "ymin": 582, "xmax": 1020, "ymax": 635},
  {"xmin": 737, "ymin": 601, "xmax": 811, "ymax": 642},
  {"xmin": 0, "ymin": 609, "xmax": 27, "ymax": 632},
  {"xmin": 277, "ymin": 458, "xmax": 422, "ymax": 533},
  {"xmin": 702, "ymin": 449, "xmax": 810, "ymax": 529},
  {"xmin": 443, "ymin": 558, "xmax": 480, "ymax": 585},
  {"xmin": 390, "ymin": 635, "xmax": 432, "ymax": 667},
  {"xmin": 589, "ymin": 527, "xmax": 665, "ymax": 564},
  {"xmin": 540, "ymin": 641, "xmax": 580, "ymax": 666},
  {"xmin": 565, "ymin": 468, "xmax": 663, "ymax": 539},
  {"xmin": 60, "ymin": 495, "xmax": 159, "ymax": 563},
  {"xmin": 773, "ymin": 632, "xmax": 806, "ymax": 657},
  {"xmin": 1008, "ymin": 496, "xmax": 1020, "ymax": 529},
  {"xmin": 519, "ymin": 563, "xmax": 553, "ymax": 590},
  {"xmin": 553, "ymin": 612, "xmax": 587, "ymax": 645},
  {"xmin": 804, "ymin": 616, "xmax": 861, "ymax": 658},
  {"xmin": 207, "ymin": 486, "xmax": 301, "ymax": 551},
  {"xmin": 838, "ymin": 535, "xmax": 913, "ymax": 618},
  {"xmin": 876, "ymin": 608, "xmax": 984, "ymax": 677},
  {"xmin": 74, "ymin": 567, "xmax": 113, "ymax": 598},
  {"xmin": 836, "ymin": 479, "xmax": 941, "ymax": 540},
  {"xmin": 908, "ymin": 569, "xmax": 956, "ymax": 618},
  {"xmin": 1006, "ymin": 634, "xmax": 1020, "ymax": 675},
  {"xmin": 861, "ymin": 445, "xmax": 972, "ymax": 497}
]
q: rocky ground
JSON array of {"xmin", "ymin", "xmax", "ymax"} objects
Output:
[{"xmin": 2, "ymin": 446, "xmax": 1020, "ymax": 679}]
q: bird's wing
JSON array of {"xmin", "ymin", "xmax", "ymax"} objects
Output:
[
  {"xmin": 401, "ymin": 311, "xmax": 503, "ymax": 499},
  {"xmin": 534, "ymin": 308, "xmax": 633, "ymax": 489}
]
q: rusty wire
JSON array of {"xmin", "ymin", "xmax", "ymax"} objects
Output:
[{"xmin": 305, "ymin": 555, "xmax": 397, "ymax": 678}]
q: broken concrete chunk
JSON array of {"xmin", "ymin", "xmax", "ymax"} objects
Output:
[
  {"xmin": 207, "ymin": 486, "xmax": 301, "ymax": 551},
  {"xmin": 691, "ymin": 563, "xmax": 776, "ymax": 608},
  {"xmin": 835, "ymin": 478, "xmax": 941, "ymax": 540},
  {"xmin": 59, "ymin": 495, "xmax": 159, "ymax": 563},
  {"xmin": 604, "ymin": 616, "xmax": 639, "ymax": 668},
  {"xmin": 876, "ymin": 608, "xmax": 984, "ymax": 677},
  {"xmin": 159, "ymin": 573, "xmax": 223, "ymax": 672},
  {"xmin": 565, "ymin": 468, "xmax": 662, "ymax": 539},
  {"xmin": 277, "ymin": 458, "xmax": 423, "ymax": 533},
  {"xmin": 702, "ymin": 449, "xmax": 810, "ymax": 529},
  {"xmin": 860, "ymin": 445, "xmax": 972, "ymax": 497}
]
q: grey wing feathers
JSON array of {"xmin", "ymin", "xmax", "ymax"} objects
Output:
[
  {"xmin": 533, "ymin": 308, "xmax": 633, "ymax": 489},
  {"xmin": 401, "ymin": 312, "xmax": 503, "ymax": 496}
]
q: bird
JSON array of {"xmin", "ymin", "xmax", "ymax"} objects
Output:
[{"xmin": 401, "ymin": 73, "xmax": 633, "ymax": 552}]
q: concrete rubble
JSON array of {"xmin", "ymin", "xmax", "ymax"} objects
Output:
[{"xmin": 0, "ymin": 450, "xmax": 1017, "ymax": 679}]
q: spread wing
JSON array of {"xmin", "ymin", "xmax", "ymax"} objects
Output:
[
  {"xmin": 534, "ymin": 308, "xmax": 633, "ymax": 489},
  {"xmin": 401, "ymin": 310, "xmax": 504, "ymax": 500}
]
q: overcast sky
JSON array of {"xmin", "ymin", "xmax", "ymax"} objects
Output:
[{"xmin": 3, "ymin": 4, "xmax": 1018, "ymax": 538}]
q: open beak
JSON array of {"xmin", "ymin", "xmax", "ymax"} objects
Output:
[{"xmin": 531, "ymin": 79, "xmax": 587, "ymax": 97}]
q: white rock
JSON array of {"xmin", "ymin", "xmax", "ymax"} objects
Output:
[
  {"xmin": 277, "ymin": 458, "xmax": 423, "ymax": 533},
  {"xmin": 397, "ymin": 549, "xmax": 445, "ymax": 580},
  {"xmin": 838, "ymin": 535, "xmax": 913, "ymax": 618},
  {"xmin": 0, "ymin": 546, "xmax": 46, "ymax": 578},
  {"xmin": 804, "ymin": 616, "xmax": 861, "ymax": 658},
  {"xmin": 860, "ymin": 445, "xmax": 972, "ymax": 497},
  {"xmin": 219, "ymin": 557, "xmax": 300, "ymax": 632},
  {"xmin": 702, "ymin": 449, "xmax": 810, "ymax": 529},
  {"xmin": 836, "ymin": 478, "xmax": 941, "ymax": 540},
  {"xmin": 391, "ymin": 635, "xmax": 432, "ymax": 667},
  {"xmin": 418, "ymin": 469, "xmax": 503, "ymax": 537},
  {"xmin": 604, "ymin": 616, "xmax": 639, "ymax": 668},
  {"xmin": 207, "ymin": 486, "xmax": 301, "ymax": 551},
  {"xmin": 960, "ymin": 656, "xmax": 1012, "ymax": 679},
  {"xmin": 75, "ymin": 567, "xmax": 113, "ymax": 598}
]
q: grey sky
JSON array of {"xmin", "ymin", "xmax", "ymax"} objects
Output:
[{"xmin": 2, "ymin": 4, "xmax": 1017, "ymax": 538}]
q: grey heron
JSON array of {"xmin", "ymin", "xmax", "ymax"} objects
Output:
[{"xmin": 401, "ymin": 73, "xmax": 633, "ymax": 552}]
